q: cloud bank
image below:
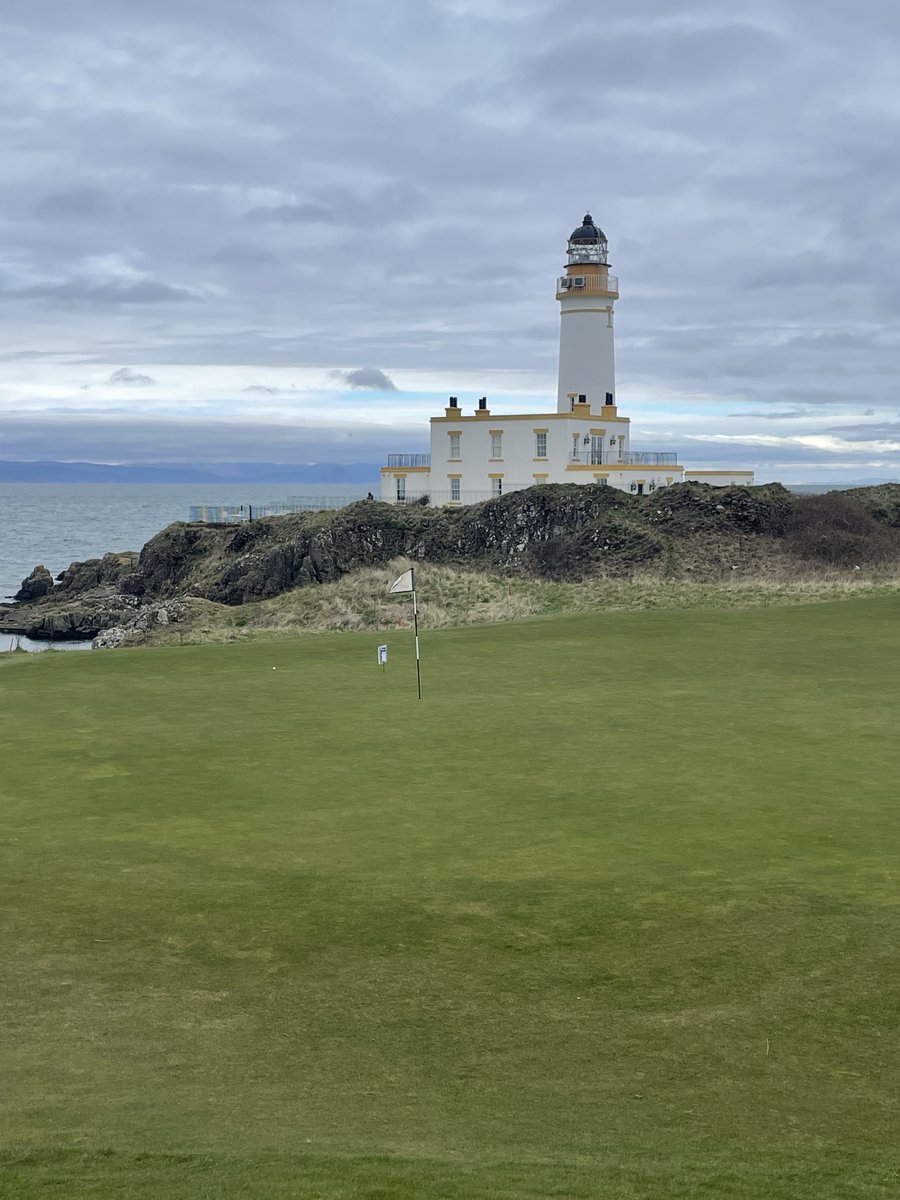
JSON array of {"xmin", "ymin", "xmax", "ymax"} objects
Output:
[{"xmin": 0, "ymin": 0, "xmax": 898, "ymax": 482}]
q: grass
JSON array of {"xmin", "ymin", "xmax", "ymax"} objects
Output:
[
  {"xmin": 1, "ymin": 597, "xmax": 898, "ymax": 1197},
  {"xmin": 137, "ymin": 559, "xmax": 900, "ymax": 646}
]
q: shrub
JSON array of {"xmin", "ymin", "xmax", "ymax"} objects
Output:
[{"xmin": 784, "ymin": 493, "xmax": 900, "ymax": 568}]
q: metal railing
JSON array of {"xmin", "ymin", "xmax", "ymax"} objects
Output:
[
  {"xmin": 387, "ymin": 453, "xmax": 431, "ymax": 468},
  {"xmin": 569, "ymin": 451, "xmax": 609, "ymax": 465},
  {"xmin": 557, "ymin": 274, "xmax": 619, "ymax": 295},
  {"xmin": 568, "ymin": 451, "xmax": 677, "ymax": 466},
  {"xmin": 621, "ymin": 451, "xmax": 678, "ymax": 466},
  {"xmin": 188, "ymin": 495, "xmax": 367, "ymax": 523}
]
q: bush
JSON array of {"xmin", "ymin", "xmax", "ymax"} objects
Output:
[{"xmin": 784, "ymin": 493, "xmax": 900, "ymax": 568}]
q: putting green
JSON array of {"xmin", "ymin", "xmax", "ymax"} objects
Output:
[{"xmin": 1, "ymin": 598, "xmax": 897, "ymax": 1198}]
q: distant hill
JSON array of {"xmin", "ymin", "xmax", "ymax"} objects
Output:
[{"xmin": 0, "ymin": 460, "xmax": 382, "ymax": 485}]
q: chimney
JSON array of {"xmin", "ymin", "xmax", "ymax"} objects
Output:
[
  {"xmin": 445, "ymin": 395, "xmax": 460, "ymax": 417},
  {"xmin": 475, "ymin": 396, "xmax": 491, "ymax": 417}
]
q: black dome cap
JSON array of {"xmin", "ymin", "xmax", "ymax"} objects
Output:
[{"xmin": 569, "ymin": 213, "xmax": 607, "ymax": 243}]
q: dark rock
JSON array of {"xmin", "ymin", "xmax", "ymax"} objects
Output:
[
  {"xmin": 54, "ymin": 552, "xmax": 139, "ymax": 594},
  {"xmin": 15, "ymin": 565, "xmax": 54, "ymax": 602},
  {"xmin": 0, "ymin": 587, "xmax": 140, "ymax": 641}
]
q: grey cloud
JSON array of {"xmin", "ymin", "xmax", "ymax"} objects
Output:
[
  {"xmin": 824, "ymin": 423, "xmax": 900, "ymax": 441},
  {"xmin": 332, "ymin": 368, "xmax": 399, "ymax": 392},
  {"xmin": 728, "ymin": 409, "xmax": 816, "ymax": 420},
  {"xmin": 106, "ymin": 367, "xmax": 157, "ymax": 387},
  {"xmin": 246, "ymin": 202, "xmax": 335, "ymax": 225},
  {"xmin": 18, "ymin": 277, "xmax": 198, "ymax": 306},
  {"xmin": 212, "ymin": 242, "xmax": 278, "ymax": 266},
  {"xmin": 36, "ymin": 186, "xmax": 117, "ymax": 221},
  {"xmin": 525, "ymin": 21, "xmax": 784, "ymax": 103}
]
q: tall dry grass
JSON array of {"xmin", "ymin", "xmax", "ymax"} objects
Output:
[{"xmin": 141, "ymin": 558, "xmax": 900, "ymax": 648}]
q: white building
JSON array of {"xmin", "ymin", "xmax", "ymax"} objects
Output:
[{"xmin": 381, "ymin": 214, "xmax": 752, "ymax": 505}]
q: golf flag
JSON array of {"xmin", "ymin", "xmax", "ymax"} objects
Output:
[
  {"xmin": 389, "ymin": 568, "xmax": 415, "ymax": 594},
  {"xmin": 387, "ymin": 568, "xmax": 422, "ymax": 700}
]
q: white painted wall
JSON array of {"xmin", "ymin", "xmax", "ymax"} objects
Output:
[
  {"xmin": 426, "ymin": 409, "xmax": 635, "ymax": 496},
  {"xmin": 556, "ymin": 293, "xmax": 616, "ymax": 412}
]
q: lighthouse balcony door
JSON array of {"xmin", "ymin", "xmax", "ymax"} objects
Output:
[{"xmin": 589, "ymin": 435, "xmax": 604, "ymax": 466}]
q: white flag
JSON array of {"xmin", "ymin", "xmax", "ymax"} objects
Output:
[{"xmin": 389, "ymin": 568, "xmax": 415, "ymax": 594}]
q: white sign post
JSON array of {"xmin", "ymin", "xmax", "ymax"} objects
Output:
[{"xmin": 377, "ymin": 644, "xmax": 388, "ymax": 672}]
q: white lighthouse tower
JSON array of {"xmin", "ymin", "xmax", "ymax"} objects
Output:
[{"xmin": 556, "ymin": 214, "xmax": 619, "ymax": 413}]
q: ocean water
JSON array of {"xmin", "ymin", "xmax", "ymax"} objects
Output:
[{"xmin": 0, "ymin": 483, "xmax": 366, "ymax": 602}]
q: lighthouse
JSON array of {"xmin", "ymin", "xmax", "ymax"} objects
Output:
[
  {"xmin": 556, "ymin": 214, "xmax": 619, "ymax": 413},
  {"xmin": 380, "ymin": 211, "xmax": 755, "ymax": 503}
]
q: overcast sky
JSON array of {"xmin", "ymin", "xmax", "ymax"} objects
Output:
[{"xmin": 1, "ymin": 0, "xmax": 899, "ymax": 481}]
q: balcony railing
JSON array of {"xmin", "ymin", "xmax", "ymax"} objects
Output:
[
  {"xmin": 566, "ymin": 451, "xmax": 681, "ymax": 465},
  {"xmin": 387, "ymin": 453, "xmax": 431, "ymax": 468},
  {"xmin": 569, "ymin": 450, "xmax": 678, "ymax": 466},
  {"xmin": 622, "ymin": 451, "xmax": 678, "ymax": 466},
  {"xmin": 557, "ymin": 274, "xmax": 619, "ymax": 296}
]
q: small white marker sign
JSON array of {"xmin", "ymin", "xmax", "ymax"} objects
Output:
[{"xmin": 377, "ymin": 644, "xmax": 388, "ymax": 666}]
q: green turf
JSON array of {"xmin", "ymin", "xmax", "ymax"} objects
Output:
[{"xmin": 1, "ymin": 599, "xmax": 898, "ymax": 1198}]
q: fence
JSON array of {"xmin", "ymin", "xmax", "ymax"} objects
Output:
[
  {"xmin": 387, "ymin": 453, "xmax": 431, "ymax": 468},
  {"xmin": 567, "ymin": 450, "xmax": 679, "ymax": 467},
  {"xmin": 188, "ymin": 495, "xmax": 367, "ymax": 524}
]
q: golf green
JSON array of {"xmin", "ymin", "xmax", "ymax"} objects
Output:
[{"xmin": 1, "ymin": 597, "xmax": 897, "ymax": 1197}]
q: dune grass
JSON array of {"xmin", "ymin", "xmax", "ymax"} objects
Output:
[
  {"xmin": 141, "ymin": 559, "xmax": 900, "ymax": 646},
  {"xmin": 1, "ymin": 597, "xmax": 898, "ymax": 1197}
]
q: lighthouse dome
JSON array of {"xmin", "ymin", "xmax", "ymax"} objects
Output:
[{"xmin": 569, "ymin": 213, "xmax": 607, "ymax": 244}]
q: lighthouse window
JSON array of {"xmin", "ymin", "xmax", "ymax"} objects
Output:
[
  {"xmin": 491, "ymin": 477, "xmax": 503, "ymax": 498},
  {"xmin": 490, "ymin": 432, "xmax": 503, "ymax": 459},
  {"xmin": 535, "ymin": 432, "xmax": 547, "ymax": 458},
  {"xmin": 396, "ymin": 476, "xmax": 406, "ymax": 501},
  {"xmin": 450, "ymin": 477, "xmax": 460, "ymax": 502},
  {"xmin": 448, "ymin": 433, "xmax": 461, "ymax": 459}
]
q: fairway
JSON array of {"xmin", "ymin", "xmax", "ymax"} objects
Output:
[{"xmin": 1, "ymin": 599, "xmax": 898, "ymax": 1198}]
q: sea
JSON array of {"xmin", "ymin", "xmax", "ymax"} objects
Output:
[{"xmin": 0, "ymin": 482, "xmax": 367, "ymax": 605}]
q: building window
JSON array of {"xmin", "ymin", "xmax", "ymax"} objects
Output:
[
  {"xmin": 535, "ymin": 432, "xmax": 547, "ymax": 458},
  {"xmin": 491, "ymin": 477, "xmax": 502, "ymax": 498},
  {"xmin": 396, "ymin": 476, "xmax": 406, "ymax": 501},
  {"xmin": 490, "ymin": 431, "xmax": 503, "ymax": 459},
  {"xmin": 449, "ymin": 433, "xmax": 461, "ymax": 459},
  {"xmin": 450, "ymin": 477, "xmax": 460, "ymax": 502}
]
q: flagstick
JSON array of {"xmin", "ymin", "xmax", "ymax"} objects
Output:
[{"xmin": 412, "ymin": 578, "xmax": 422, "ymax": 701}]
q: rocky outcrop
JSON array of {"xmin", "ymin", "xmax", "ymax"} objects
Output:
[
  {"xmin": 4, "ymin": 481, "xmax": 899, "ymax": 643},
  {"xmin": 0, "ymin": 587, "xmax": 141, "ymax": 641},
  {"xmin": 92, "ymin": 599, "xmax": 190, "ymax": 649},
  {"xmin": 15, "ymin": 565, "xmax": 55, "ymax": 602},
  {"xmin": 55, "ymin": 552, "xmax": 140, "ymax": 594}
]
